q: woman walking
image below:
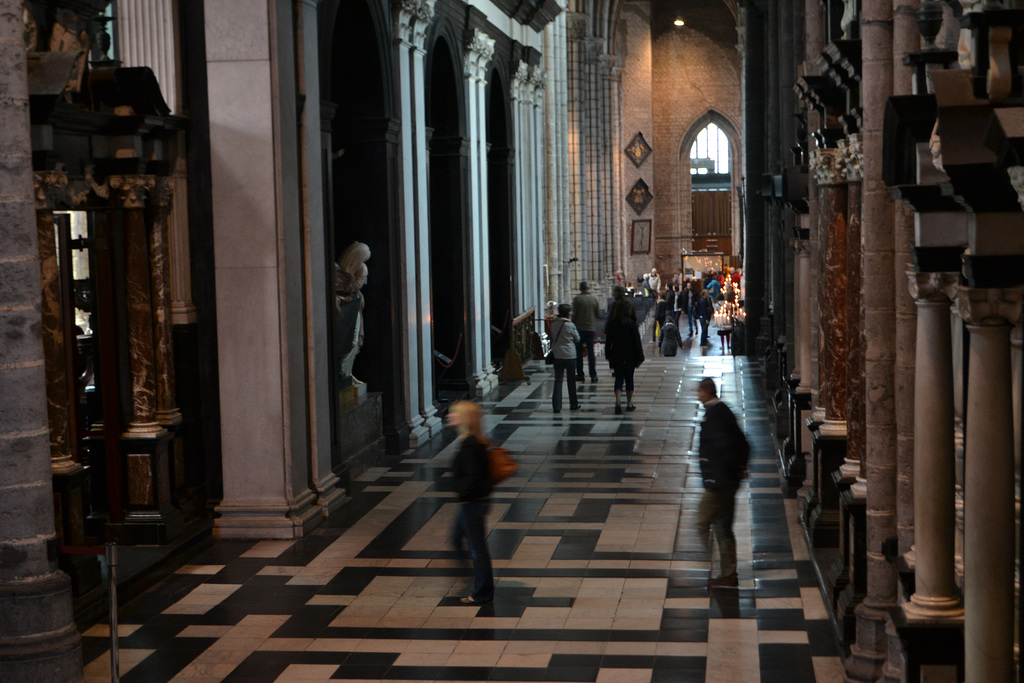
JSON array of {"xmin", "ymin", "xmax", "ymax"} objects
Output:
[
  {"xmin": 447, "ymin": 400, "xmax": 495, "ymax": 604},
  {"xmin": 605, "ymin": 287, "xmax": 645, "ymax": 414},
  {"xmin": 550, "ymin": 303, "xmax": 581, "ymax": 413},
  {"xmin": 699, "ymin": 289, "xmax": 714, "ymax": 347}
]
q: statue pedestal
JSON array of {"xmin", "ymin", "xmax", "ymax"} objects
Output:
[{"xmin": 333, "ymin": 389, "xmax": 384, "ymax": 488}]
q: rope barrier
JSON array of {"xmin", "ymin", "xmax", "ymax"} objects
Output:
[{"xmin": 433, "ymin": 333, "xmax": 463, "ymax": 369}]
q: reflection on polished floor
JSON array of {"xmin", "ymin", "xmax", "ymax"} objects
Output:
[{"xmin": 80, "ymin": 337, "xmax": 845, "ymax": 682}]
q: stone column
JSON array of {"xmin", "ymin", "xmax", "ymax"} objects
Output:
[
  {"xmin": 849, "ymin": 0, "xmax": 897, "ymax": 678},
  {"xmin": 0, "ymin": 0, "xmax": 81, "ymax": 673},
  {"xmin": 512, "ymin": 61, "xmax": 530, "ymax": 312},
  {"xmin": 842, "ymin": 135, "xmax": 864, "ymax": 478},
  {"xmin": 33, "ymin": 170, "xmax": 78, "ymax": 474},
  {"xmin": 794, "ymin": 237, "xmax": 812, "ymax": 388},
  {"xmin": 903, "ymin": 271, "xmax": 962, "ymax": 619},
  {"xmin": 532, "ymin": 65, "xmax": 548, "ymax": 318},
  {"xmin": 958, "ymin": 287, "xmax": 1021, "ymax": 683},
  {"xmin": 147, "ymin": 178, "xmax": 181, "ymax": 426},
  {"xmin": 743, "ymin": 3, "xmax": 767, "ymax": 354},
  {"xmin": 464, "ymin": 28, "xmax": 497, "ymax": 396},
  {"xmin": 110, "ymin": 174, "xmax": 166, "ymax": 439},
  {"xmin": 812, "ymin": 148, "xmax": 847, "ymax": 425},
  {"xmin": 393, "ymin": 0, "xmax": 439, "ymax": 444}
]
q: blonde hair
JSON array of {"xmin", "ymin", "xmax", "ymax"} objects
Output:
[{"xmin": 450, "ymin": 400, "xmax": 491, "ymax": 445}]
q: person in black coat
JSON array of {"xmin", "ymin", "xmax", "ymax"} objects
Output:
[
  {"xmin": 696, "ymin": 378, "xmax": 749, "ymax": 588},
  {"xmin": 605, "ymin": 287, "xmax": 645, "ymax": 415},
  {"xmin": 447, "ymin": 400, "xmax": 494, "ymax": 604}
]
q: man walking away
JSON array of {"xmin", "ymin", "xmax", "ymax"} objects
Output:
[
  {"xmin": 571, "ymin": 282, "xmax": 600, "ymax": 382},
  {"xmin": 696, "ymin": 377, "xmax": 749, "ymax": 588}
]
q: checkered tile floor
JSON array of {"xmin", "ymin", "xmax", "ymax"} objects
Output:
[{"xmin": 81, "ymin": 339, "xmax": 845, "ymax": 682}]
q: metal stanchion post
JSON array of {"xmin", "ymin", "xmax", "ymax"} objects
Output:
[{"xmin": 106, "ymin": 542, "xmax": 119, "ymax": 683}]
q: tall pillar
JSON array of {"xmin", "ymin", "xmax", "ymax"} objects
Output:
[
  {"xmin": 0, "ymin": 0, "xmax": 81, "ymax": 673},
  {"xmin": 795, "ymin": 237, "xmax": 812, "ymax": 388},
  {"xmin": 842, "ymin": 135, "xmax": 864, "ymax": 477},
  {"xmin": 849, "ymin": 0, "xmax": 897, "ymax": 677},
  {"xmin": 531, "ymin": 65, "xmax": 548, "ymax": 318},
  {"xmin": 147, "ymin": 178, "xmax": 181, "ymax": 426},
  {"xmin": 958, "ymin": 287, "xmax": 1021, "ymax": 683},
  {"xmin": 811, "ymin": 148, "xmax": 847, "ymax": 425},
  {"xmin": 207, "ymin": 0, "xmax": 320, "ymax": 538},
  {"xmin": 109, "ymin": 174, "xmax": 166, "ymax": 439},
  {"xmin": 393, "ymin": 0, "xmax": 439, "ymax": 444},
  {"xmin": 903, "ymin": 272, "xmax": 961, "ymax": 619},
  {"xmin": 743, "ymin": 3, "xmax": 766, "ymax": 354},
  {"xmin": 512, "ymin": 61, "xmax": 530, "ymax": 312},
  {"xmin": 464, "ymin": 28, "xmax": 497, "ymax": 396},
  {"xmin": 33, "ymin": 170, "xmax": 78, "ymax": 474}
]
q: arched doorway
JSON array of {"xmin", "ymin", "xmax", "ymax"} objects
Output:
[
  {"xmin": 487, "ymin": 68, "xmax": 514, "ymax": 361},
  {"xmin": 325, "ymin": 0, "xmax": 405, "ymax": 451},
  {"xmin": 426, "ymin": 36, "xmax": 468, "ymax": 398}
]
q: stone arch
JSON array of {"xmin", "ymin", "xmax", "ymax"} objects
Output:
[
  {"xmin": 677, "ymin": 111, "xmax": 742, "ymax": 259},
  {"xmin": 426, "ymin": 33, "xmax": 470, "ymax": 396},
  {"xmin": 487, "ymin": 66, "xmax": 515, "ymax": 359},
  {"xmin": 322, "ymin": 0, "xmax": 406, "ymax": 453}
]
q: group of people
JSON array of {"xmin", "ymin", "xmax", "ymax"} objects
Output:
[
  {"xmin": 548, "ymin": 281, "xmax": 645, "ymax": 415},
  {"xmin": 643, "ymin": 267, "xmax": 740, "ymax": 350},
  {"xmin": 445, "ymin": 375, "xmax": 750, "ymax": 605}
]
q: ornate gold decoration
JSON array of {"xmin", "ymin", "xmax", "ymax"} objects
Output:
[
  {"xmin": 811, "ymin": 148, "xmax": 843, "ymax": 186},
  {"xmin": 625, "ymin": 132, "xmax": 652, "ymax": 168},
  {"xmin": 33, "ymin": 170, "xmax": 68, "ymax": 210},
  {"xmin": 109, "ymin": 175, "xmax": 156, "ymax": 209}
]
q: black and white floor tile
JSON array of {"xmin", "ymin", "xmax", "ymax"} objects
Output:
[{"xmin": 81, "ymin": 336, "xmax": 845, "ymax": 682}]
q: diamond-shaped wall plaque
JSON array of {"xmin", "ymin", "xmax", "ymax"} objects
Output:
[
  {"xmin": 626, "ymin": 178, "xmax": 653, "ymax": 215},
  {"xmin": 625, "ymin": 131, "xmax": 652, "ymax": 168}
]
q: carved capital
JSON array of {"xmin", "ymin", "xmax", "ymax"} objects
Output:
[
  {"xmin": 66, "ymin": 165, "xmax": 110, "ymax": 206},
  {"xmin": 33, "ymin": 170, "xmax": 68, "ymax": 210},
  {"xmin": 811, "ymin": 148, "xmax": 843, "ymax": 186},
  {"xmin": 529, "ymin": 65, "xmax": 547, "ymax": 98},
  {"xmin": 842, "ymin": 134, "xmax": 863, "ymax": 182},
  {"xmin": 566, "ymin": 12, "xmax": 588, "ymax": 41},
  {"xmin": 907, "ymin": 270, "xmax": 958, "ymax": 303},
  {"xmin": 956, "ymin": 286, "xmax": 1023, "ymax": 327},
  {"xmin": 393, "ymin": 0, "xmax": 435, "ymax": 49},
  {"xmin": 464, "ymin": 29, "xmax": 495, "ymax": 81},
  {"xmin": 109, "ymin": 175, "xmax": 156, "ymax": 209},
  {"xmin": 148, "ymin": 177, "xmax": 174, "ymax": 211}
]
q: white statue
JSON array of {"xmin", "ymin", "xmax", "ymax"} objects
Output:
[{"xmin": 334, "ymin": 242, "xmax": 370, "ymax": 388}]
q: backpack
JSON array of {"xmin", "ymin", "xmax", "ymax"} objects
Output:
[{"xmin": 488, "ymin": 446, "xmax": 518, "ymax": 483}]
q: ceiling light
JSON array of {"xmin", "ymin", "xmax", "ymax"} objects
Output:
[{"xmin": 674, "ymin": 17, "xmax": 685, "ymax": 27}]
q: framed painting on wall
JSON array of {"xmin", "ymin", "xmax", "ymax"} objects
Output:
[{"xmin": 631, "ymin": 219, "xmax": 651, "ymax": 254}]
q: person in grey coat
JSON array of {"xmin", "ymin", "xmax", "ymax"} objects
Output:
[{"xmin": 550, "ymin": 303, "xmax": 581, "ymax": 413}]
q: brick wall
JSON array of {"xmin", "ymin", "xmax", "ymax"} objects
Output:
[{"xmin": 617, "ymin": 0, "xmax": 742, "ymax": 284}]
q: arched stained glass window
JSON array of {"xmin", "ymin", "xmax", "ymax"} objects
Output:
[{"xmin": 689, "ymin": 123, "xmax": 729, "ymax": 176}]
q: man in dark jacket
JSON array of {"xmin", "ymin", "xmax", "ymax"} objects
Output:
[{"xmin": 696, "ymin": 377, "xmax": 749, "ymax": 588}]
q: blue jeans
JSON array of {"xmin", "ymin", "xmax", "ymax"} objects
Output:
[
  {"xmin": 700, "ymin": 317, "xmax": 710, "ymax": 346},
  {"xmin": 451, "ymin": 499, "xmax": 494, "ymax": 603},
  {"xmin": 688, "ymin": 306, "xmax": 698, "ymax": 334},
  {"xmin": 552, "ymin": 358, "xmax": 578, "ymax": 411},
  {"xmin": 575, "ymin": 331, "xmax": 597, "ymax": 380}
]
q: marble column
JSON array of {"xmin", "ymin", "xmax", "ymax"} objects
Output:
[
  {"xmin": 393, "ymin": 0, "xmax": 439, "ymax": 444},
  {"xmin": 795, "ymin": 237, "xmax": 812, "ymax": 389},
  {"xmin": 464, "ymin": 28, "xmax": 497, "ymax": 396},
  {"xmin": 512, "ymin": 61, "xmax": 530, "ymax": 314},
  {"xmin": 168, "ymin": 150, "xmax": 196, "ymax": 325},
  {"xmin": 32, "ymin": 170, "xmax": 78, "ymax": 474},
  {"xmin": 958, "ymin": 287, "xmax": 1021, "ymax": 683},
  {"xmin": 811, "ymin": 148, "xmax": 847, "ymax": 425},
  {"xmin": 109, "ymin": 174, "xmax": 166, "ymax": 438},
  {"xmin": 903, "ymin": 271, "xmax": 962, "ymax": 619},
  {"xmin": 531, "ymin": 65, "xmax": 548, "ymax": 319},
  {"xmin": 842, "ymin": 135, "xmax": 864, "ymax": 478},
  {"xmin": 147, "ymin": 178, "xmax": 181, "ymax": 426}
]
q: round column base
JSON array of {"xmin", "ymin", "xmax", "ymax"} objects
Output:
[{"xmin": 904, "ymin": 595, "xmax": 964, "ymax": 620}]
